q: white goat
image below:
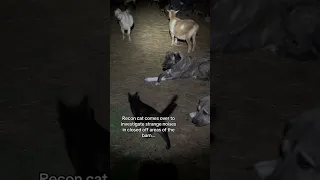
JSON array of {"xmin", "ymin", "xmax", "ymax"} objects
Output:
[
  {"xmin": 167, "ymin": 10, "xmax": 199, "ymax": 53},
  {"xmin": 124, "ymin": 0, "xmax": 136, "ymax": 6},
  {"xmin": 114, "ymin": 8, "xmax": 134, "ymax": 41}
]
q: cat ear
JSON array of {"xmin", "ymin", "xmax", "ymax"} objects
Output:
[
  {"xmin": 128, "ymin": 93, "xmax": 133, "ymax": 103},
  {"xmin": 296, "ymin": 149, "xmax": 316, "ymax": 170},
  {"xmin": 80, "ymin": 95, "xmax": 89, "ymax": 109},
  {"xmin": 57, "ymin": 100, "xmax": 67, "ymax": 114},
  {"xmin": 135, "ymin": 92, "xmax": 139, "ymax": 99}
]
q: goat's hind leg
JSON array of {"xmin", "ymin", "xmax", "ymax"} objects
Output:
[
  {"xmin": 192, "ymin": 34, "xmax": 196, "ymax": 51},
  {"xmin": 171, "ymin": 34, "xmax": 175, "ymax": 46},
  {"xmin": 127, "ymin": 27, "xmax": 131, "ymax": 42},
  {"xmin": 186, "ymin": 38, "xmax": 192, "ymax": 53}
]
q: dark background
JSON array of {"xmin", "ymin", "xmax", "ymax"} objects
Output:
[
  {"xmin": 1, "ymin": 0, "xmax": 320, "ymax": 180},
  {"xmin": 1, "ymin": 0, "xmax": 110, "ymax": 179}
]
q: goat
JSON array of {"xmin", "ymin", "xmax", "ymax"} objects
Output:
[
  {"xmin": 124, "ymin": 0, "xmax": 136, "ymax": 6},
  {"xmin": 114, "ymin": 8, "xmax": 134, "ymax": 41},
  {"xmin": 167, "ymin": 10, "xmax": 199, "ymax": 53}
]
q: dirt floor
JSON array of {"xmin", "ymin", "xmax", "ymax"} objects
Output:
[
  {"xmin": 2, "ymin": 0, "xmax": 320, "ymax": 180},
  {"xmin": 110, "ymin": 1, "xmax": 211, "ymax": 180}
]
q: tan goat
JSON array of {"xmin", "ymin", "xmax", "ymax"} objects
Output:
[{"xmin": 167, "ymin": 10, "xmax": 199, "ymax": 53}]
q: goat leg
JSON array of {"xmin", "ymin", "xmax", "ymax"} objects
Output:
[
  {"xmin": 127, "ymin": 28, "xmax": 131, "ymax": 42},
  {"xmin": 186, "ymin": 38, "xmax": 192, "ymax": 53},
  {"xmin": 121, "ymin": 27, "xmax": 125, "ymax": 40},
  {"xmin": 171, "ymin": 34, "xmax": 175, "ymax": 46},
  {"xmin": 174, "ymin": 38, "xmax": 178, "ymax": 45},
  {"xmin": 192, "ymin": 34, "xmax": 196, "ymax": 51}
]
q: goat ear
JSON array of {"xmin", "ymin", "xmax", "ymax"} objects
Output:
[
  {"xmin": 167, "ymin": 9, "xmax": 170, "ymax": 13},
  {"xmin": 175, "ymin": 10, "xmax": 179, "ymax": 14}
]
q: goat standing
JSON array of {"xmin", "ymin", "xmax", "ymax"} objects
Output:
[
  {"xmin": 114, "ymin": 8, "xmax": 134, "ymax": 41},
  {"xmin": 167, "ymin": 10, "xmax": 199, "ymax": 53}
]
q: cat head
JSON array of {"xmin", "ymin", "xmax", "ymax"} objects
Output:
[{"xmin": 57, "ymin": 95, "xmax": 94, "ymax": 130}]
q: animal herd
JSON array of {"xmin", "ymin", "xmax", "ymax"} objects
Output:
[
  {"xmin": 54, "ymin": 1, "xmax": 320, "ymax": 180},
  {"xmin": 113, "ymin": 0, "xmax": 211, "ymax": 149},
  {"xmin": 113, "ymin": 0, "xmax": 211, "ymax": 148},
  {"xmin": 114, "ymin": 0, "xmax": 200, "ymax": 53}
]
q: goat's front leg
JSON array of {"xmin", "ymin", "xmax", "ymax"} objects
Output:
[
  {"xmin": 186, "ymin": 38, "xmax": 192, "ymax": 53},
  {"xmin": 120, "ymin": 26, "xmax": 125, "ymax": 40},
  {"xmin": 127, "ymin": 28, "xmax": 131, "ymax": 42},
  {"xmin": 174, "ymin": 38, "xmax": 178, "ymax": 45},
  {"xmin": 171, "ymin": 34, "xmax": 175, "ymax": 46}
]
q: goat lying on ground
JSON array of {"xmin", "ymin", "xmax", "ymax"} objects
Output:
[
  {"xmin": 114, "ymin": 8, "xmax": 134, "ymax": 41},
  {"xmin": 167, "ymin": 9, "xmax": 199, "ymax": 53}
]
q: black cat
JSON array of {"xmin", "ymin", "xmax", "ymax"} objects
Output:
[
  {"xmin": 57, "ymin": 96, "xmax": 110, "ymax": 178},
  {"xmin": 127, "ymin": 92, "xmax": 178, "ymax": 149}
]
